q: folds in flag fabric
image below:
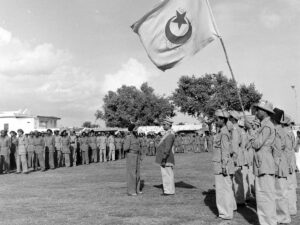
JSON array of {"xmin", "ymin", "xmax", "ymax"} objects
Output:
[{"xmin": 132, "ymin": 0, "xmax": 218, "ymax": 71}]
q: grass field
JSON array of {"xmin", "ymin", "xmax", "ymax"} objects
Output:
[{"xmin": 0, "ymin": 152, "xmax": 299, "ymax": 225}]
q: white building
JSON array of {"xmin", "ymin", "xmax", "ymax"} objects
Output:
[{"xmin": 0, "ymin": 110, "xmax": 61, "ymax": 133}]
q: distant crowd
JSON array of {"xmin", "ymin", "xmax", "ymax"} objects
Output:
[{"xmin": 0, "ymin": 128, "xmax": 212, "ymax": 174}]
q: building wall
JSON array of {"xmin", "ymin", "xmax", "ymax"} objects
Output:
[
  {"xmin": 0, "ymin": 118, "xmax": 35, "ymax": 133},
  {"xmin": 36, "ymin": 118, "xmax": 58, "ymax": 129}
]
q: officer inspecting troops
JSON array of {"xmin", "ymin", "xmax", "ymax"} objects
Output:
[
  {"xmin": 123, "ymin": 123, "xmax": 142, "ymax": 196},
  {"xmin": 155, "ymin": 117, "xmax": 176, "ymax": 196}
]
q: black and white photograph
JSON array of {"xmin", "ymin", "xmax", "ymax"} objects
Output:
[{"xmin": 0, "ymin": 0, "xmax": 299, "ymax": 224}]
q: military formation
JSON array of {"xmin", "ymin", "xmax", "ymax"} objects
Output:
[
  {"xmin": 0, "ymin": 129, "xmax": 141, "ymax": 174},
  {"xmin": 213, "ymin": 100, "xmax": 299, "ymax": 225}
]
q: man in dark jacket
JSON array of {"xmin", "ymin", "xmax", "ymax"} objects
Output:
[{"xmin": 156, "ymin": 117, "xmax": 175, "ymax": 195}]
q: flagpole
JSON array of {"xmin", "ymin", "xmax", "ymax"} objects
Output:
[{"xmin": 205, "ymin": 0, "xmax": 246, "ymax": 117}]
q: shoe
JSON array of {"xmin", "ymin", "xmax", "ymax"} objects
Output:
[
  {"xmin": 161, "ymin": 193, "xmax": 174, "ymax": 196},
  {"xmin": 137, "ymin": 191, "xmax": 143, "ymax": 195}
]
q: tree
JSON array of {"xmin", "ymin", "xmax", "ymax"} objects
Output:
[
  {"xmin": 96, "ymin": 83, "xmax": 175, "ymax": 128},
  {"xmin": 172, "ymin": 72, "xmax": 262, "ymax": 120},
  {"xmin": 82, "ymin": 121, "xmax": 98, "ymax": 128}
]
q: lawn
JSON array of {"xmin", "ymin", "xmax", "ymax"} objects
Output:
[{"xmin": 0, "ymin": 152, "xmax": 299, "ymax": 225}]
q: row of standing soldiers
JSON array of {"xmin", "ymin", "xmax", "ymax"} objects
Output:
[
  {"xmin": 213, "ymin": 100, "xmax": 298, "ymax": 225},
  {"xmin": 174, "ymin": 133, "xmax": 213, "ymax": 153}
]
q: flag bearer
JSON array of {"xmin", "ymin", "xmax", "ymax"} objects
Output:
[
  {"xmin": 213, "ymin": 109, "xmax": 235, "ymax": 220},
  {"xmin": 229, "ymin": 110, "xmax": 245, "ymax": 206}
]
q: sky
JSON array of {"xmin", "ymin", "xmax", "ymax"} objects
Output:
[{"xmin": 0, "ymin": 0, "xmax": 299, "ymax": 126}]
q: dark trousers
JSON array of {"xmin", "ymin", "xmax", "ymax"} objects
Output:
[
  {"xmin": 126, "ymin": 152, "xmax": 140, "ymax": 195},
  {"xmin": 0, "ymin": 154, "xmax": 10, "ymax": 173}
]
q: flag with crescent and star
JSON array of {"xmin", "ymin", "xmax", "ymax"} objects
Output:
[{"xmin": 131, "ymin": 0, "xmax": 218, "ymax": 71}]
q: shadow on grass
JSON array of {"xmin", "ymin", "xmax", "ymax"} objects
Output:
[
  {"xmin": 202, "ymin": 189, "xmax": 259, "ymax": 225},
  {"xmin": 153, "ymin": 181, "xmax": 197, "ymax": 190},
  {"xmin": 202, "ymin": 189, "xmax": 218, "ymax": 217}
]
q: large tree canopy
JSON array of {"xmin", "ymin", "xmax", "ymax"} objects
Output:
[
  {"xmin": 172, "ymin": 72, "xmax": 262, "ymax": 119},
  {"xmin": 95, "ymin": 83, "xmax": 175, "ymax": 128}
]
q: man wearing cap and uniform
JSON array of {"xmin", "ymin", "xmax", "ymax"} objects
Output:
[
  {"xmin": 10, "ymin": 131, "xmax": 18, "ymax": 170},
  {"xmin": 27, "ymin": 132, "xmax": 35, "ymax": 169},
  {"xmin": 33, "ymin": 131, "xmax": 46, "ymax": 171},
  {"xmin": 155, "ymin": 117, "xmax": 176, "ymax": 196},
  {"xmin": 213, "ymin": 109, "xmax": 235, "ymax": 220},
  {"xmin": 61, "ymin": 130, "xmax": 71, "ymax": 167},
  {"xmin": 0, "ymin": 130, "xmax": 11, "ymax": 173},
  {"xmin": 44, "ymin": 129, "xmax": 55, "ymax": 169},
  {"xmin": 70, "ymin": 130, "xmax": 78, "ymax": 166},
  {"xmin": 271, "ymin": 108, "xmax": 291, "ymax": 224},
  {"xmin": 80, "ymin": 132, "xmax": 89, "ymax": 165},
  {"xmin": 282, "ymin": 115, "xmax": 298, "ymax": 216},
  {"xmin": 250, "ymin": 100, "xmax": 277, "ymax": 225},
  {"xmin": 89, "ymin": 130, "xmax": 97, "ymax": 163},
  {"xmin": 54, "ymin": 130, "xmax": 62, "ymax": 167},
  {"xmin": 16, "ymin": 129, "xmax": 28, "ymax": 174},
  {"xmin": 123, "ymin": 124, "xmax": 142, "ymax": 196},
  {"xmin": 98, "ymin": 132, "xmax": 107, "ymax": 162},
  {"xmin": 229, "ymin": 110, "xmax": 246, "ymax": 206}
]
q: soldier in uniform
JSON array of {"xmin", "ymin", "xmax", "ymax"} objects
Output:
[
  {"xmin": 0, "ymin": 130, "xmax": 11, "ymax": 173},
  {"xmin": 80, "ymin": 131, "xmax": 89, "ymax": 165},
  {"xmin": 61, "ymin": 130, "xmax": 71, "ymax": 167},
  {"xmin": 89, "ymin": 130, "xmax": 97, "ymax": 163},
  {"xmin": 108, "ymin": 133, "xmax": 116, "ymax": 161},
  {"xmin": 205, "ymin": 131, "xmax": 214, "ymax": 152},
  {"xmin": 10, "ymin": 131, "xmax": 18, "ymax": 170},
  {"xmin": 250, "ymin": 100, "xmax": 277, "ymax": 225},
  {"xmin": 123, "ymin": 124, "xmax": 142, "ymax": 196},
  {"xmin": 212, "ymin": 109, "xmax": 235, "ymax": 220},
  {"xmin": 271, "ymin": 108, "xmax": 291, "ymax": 224},
  {"xmin": 281, "ymin": 115, "xmax": 297, "ymax": 216},
  {"xmin": 33, "ymin": 131, "xmax": 46, "ymax": 171},
  {"xmin": 148, "ymin": 134, "xmax": 156, "ymax": 156},
  {"xmin": 54, "ymin": 130, "xmax": 62, "ymax": 167},
  {"xmin": 98, "ymin": 132, "xmax": 107, "ymax": 162},
  {"xmin": 44, "ymin": 129, "xmax": 55, "ymax": 169},
  {"xmin": 115, "ymin": 133, "xmax": 123, "ymax": 160},
  {"xmin": 199, "ymin": 134, "xmax": 206, "ymax": 153},
  {"xmin": 16, "ymin": 129, "xmax": 28, "ymax": 174},
  {"xmin": 70, "ymin": 130, "xmax": 78, "ymax": 166},
  {"xmin": 229, "ymin": 110, "xmax": 245, "ymax": 206},
  {"xmin": 155, "ymin": 133, "xmax": 161, "ymax": 154},
  {"xmin": 27, "ymin": 132, "xmax": 35, "ymax": 169},
  {"xmin": 141, "ymin": 134, "xmax": 148, "ymax": 157},
  {"xmin": 156, "ymin": 118, "xmax": 176, "ymax": 195}
]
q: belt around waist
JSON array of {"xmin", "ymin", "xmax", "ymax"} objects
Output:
[{"xmin": 128, "ymin": 150, "xmax": 139, "ymax": 154}]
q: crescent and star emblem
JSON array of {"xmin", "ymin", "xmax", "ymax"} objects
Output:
[{"xmin": 165, "ymin": 11, "xmax": 192, "ymax": 45}]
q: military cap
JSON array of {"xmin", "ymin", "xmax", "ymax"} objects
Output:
[
  {"xmin": 281, "ymin": 114, "xmax": 291, "ymax": 125},
  {"xmin": 17, "ymin": 129, "xmax": 24, "ymax": 134},
  {"xmin": 47, "ymin": 129, "xmax": 53, "ymax": 133},
  {"xmin": 253, "ymin": 100, "xmax": 274, "ymax": 114},
  {"xmin": 162, "ymin": 117, "xmax": 173, "ymax": 125},
  {"xmin": 229, "ymin": 110, "xmax": 240, "ymax": 120},
  {"xmin": 215, "ymin": 109, "xmax": 229, "ymax": 118},
  {"xmin": 272, "ymin": 108, "xmax": 284, "ymax": 124}
]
